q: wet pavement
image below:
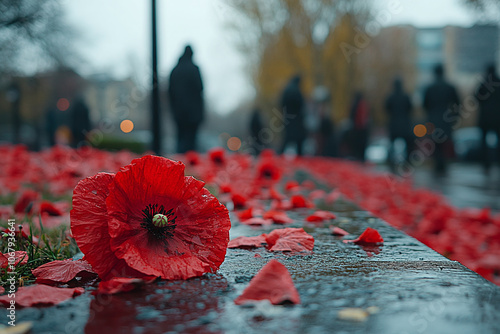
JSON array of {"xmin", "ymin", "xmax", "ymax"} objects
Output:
[
  {"xmin": 4, "ymin": 197, "xmax": 500, "ymax": 334},
  {"xmin": 377, "ymin": 163, "xmax": 500, "ymax": 211}
]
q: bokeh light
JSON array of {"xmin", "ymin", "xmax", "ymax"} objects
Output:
[
  {"xmin": 227, "ymin": 137, "xmax": 241, "ymax": 151},
  {"xmin": 120, "ymin": 120, "xmax": 134, "ymax": 133},
  {"xmin": 57, "ymin": 98, "xmax": 70, "ymax": 111},
  {"xmin": 413, "ymin": 124, "xmax": 427, "ymax": 138}
]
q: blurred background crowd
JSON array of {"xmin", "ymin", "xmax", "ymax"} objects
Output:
[{"xmin": 1, "ymin": 0, "xmax": 500, "ymax": 180}]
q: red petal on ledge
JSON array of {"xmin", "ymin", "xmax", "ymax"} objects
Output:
[
  {"xmin": 234, "ymin": 260, "xmax": 300, "ymax": 305},
  {"xmin": 329, "ymin": 226, "xmax": 349, "ymax": 236},
  {"xmin": 228, "ymin": 235, "xmax": 267, "ymax": 249},
  {"xmin": 263, "ymin": 210, "xmax": 293, "ymax": 224},
  {"xmin": 343, "ymin": 227, "xmax": 383, "ymax": 245},
  {"xmin": 306, "ymin": 210, "xmax": 337, "ymax": 223},
  {"xmin": 0, "ymin": 285, "xmax": 84, "ymax": 307},
  {"xmin": 265, "ymin": 228, "xmax": 314, "ymax": 253},
  {"xmin": 32, "ymin": 259, "xmax": 97, "ymax": 284}
]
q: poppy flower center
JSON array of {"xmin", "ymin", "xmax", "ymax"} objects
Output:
[{"xmin": 141, "ymin": 204, "xmax": 177, "ymax": 240}]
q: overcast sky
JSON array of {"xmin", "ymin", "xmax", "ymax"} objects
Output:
[{"xmin": 62, "ymin": 0, "xmax": 478, "ymax": 114}]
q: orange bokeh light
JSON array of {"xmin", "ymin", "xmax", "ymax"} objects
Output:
[
  {"xmin": 120, "ymin": 120, "xmax": 134, "ymax": 133},
  {"xmin": 227, "ymin": 137, "xmax": 241, "ymax": 151},
  {"xmin": 413, "ymin": 124, "xmax": 427, "ymax": 137},
  {"xmin": 57, "ymin": 98, "xmax": 70, "ymax": 111}
]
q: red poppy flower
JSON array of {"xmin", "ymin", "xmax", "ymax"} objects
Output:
[
  {"xmin": 234, "ymin": 260, "xmax": 300, "ymax": 305},
  {"xmin": 236, "ymin": 207, "xmax": 254, "ymax": 221},
  {"xmin": 185, "ymin": 151, "xmax": 200, "ymax": 166},
  {"xmin": 0, "ymin": 285, "xmax": 84, "ymax": 307},
  {"xmin": 265, "ymin": 228, "xmax": 314, "ymax": 252},
  {"xmin": 343, "ymin": 227, "xmax": 383, "ymax": 245},
  {"xmin": 97, "ymin": 277, "xmax": 155, "ymax": 295},
  {"xmin": 39, "ymin": 201, "xmax": 64, "ymax": 216},
  {"xmin": 231, "ymin": 193, "xmax": 247, "ymax": 209},
  {"xmin": 208, "ymin": 147, "xmax": 226, "ymax": 164},
  {"xmin": 330, "ymin": 226, "xmax": 349, "ymax": 236},
  {"xmin": 256, "ymin": 160, "xmax": 281, "ymax": 181},
  {"xmin": 32, "ymin": 259, "xmax": 97, "ymax": 285},
  {"xmin": 263, "ymin": 210, "xmax": 293, "ymax": 224},
  {"xmin": 306, "ymin": 210, "xmax": 337, "ymax": 223},
  {"xmin": 14, "ymin": 189, "xmax": 38, "ymax": 214},
  {"xmin": 290, "ymin": 195, "xmax": 314, "ymax": 209},
  {"xmin": 228, "ymin": 235, "xmax": 267, "ymax": 249},
  {"xmin": 71, "ymin": 155, "xmax": 231, "ymax": 280}
]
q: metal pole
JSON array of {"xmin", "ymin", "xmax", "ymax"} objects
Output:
[{"xmin": 151, "ymin": 0, "xmax": 161, "ymax": 154}]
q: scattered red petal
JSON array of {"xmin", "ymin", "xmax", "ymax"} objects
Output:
[
  {"xmin": 0, "ymin": 285, "xmax": 84, "ymax": 307},
  {"xmin": 228, "ymin": 235, "xmax": 267, "ymax": 249},
  {"xmin": 254, "ymin": 253, "xmax": 262, "ymax": 258},
  {"xmin": 290, "ymin": 195, "xmax": 314, "ymax": 209},
  {"xmin": 231, "ymin": 193, "xmax": 247, "ymax": 209},
  {"xmin": 236, "ymin": 207, "xmax": 254, "ymax": 221},
  {"xmin": 343, "ymin": 227, "xmax": 383, "ymax": 245},
  {"xmin": 39, "ymin": 201, "xmax": 64, "ymax": 216},
  {"xmin": 263, "ymin": 210, "xmax": 293, "ymax": 224},
  {"xmin": 330, "ymin": 226, "xmax": 349, "ymax": 236},
  {"xmin": 265, "ymin": 228, "xmax": 314, "ymax": 253},
  {"xmin": 234, "ymin": 260, "xmax": 300, "ymax": 305},
  {"xmin": 0, "ymin": 251, "xmax": 28, "ymax": 269},
  {"xmin": 32, "ymin": 259, "xmax": 97, "ymax": 284},
  {"xmin": 269, "ymin": 187, "xmax": 285, "ymax": 200},
  {"xmin": 240, "ymin": 217, "xmax": 273, "ymax": 227},
  {"xmin": 219, "ymin": 184, "xmax": 232, "ymax": 194},
  {"xmin": 306, "ymin": 210, "xmax": 337, "ymax": 223}
]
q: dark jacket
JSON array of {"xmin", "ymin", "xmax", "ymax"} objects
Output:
[
  {"xmin": 168, "ymin": 49, "xmax": 204, "ymax": 125},
  {"xmin": 423, "ymin": 78, "xmax": 459, "ymax": 135},
  {"xmin": 385, "ymin": 82, "xmax": 412, "ymax": 137},
  {"xmin": 281, "ymin": 76, "xmax": 306, "ymax": 140},
  {"xmin": 475, "ymin": 71, "xmax": 500, "ymax": 129}
]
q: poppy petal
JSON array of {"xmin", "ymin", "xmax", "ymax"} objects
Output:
[
  {"xmin": 32, "ymin": 259, "xmax": 97, "ymax": 284},
  {"xmin": 343, "ymin": 227, "xmax": 383, "ymax": 245},
  {"xmin": 234, "ymin": 260, "xmax": 300, "ymax": 305},
  {"xmin": 228, "ymin": 235, "xmax": 267, "ymax": 249},
  {"xmin": 330, "ymin": 226, "xmax": 349, "ymax": 236},
  {"xmin": 70, "ymin": 173, "xmax": 144, "ymax": 280},
  {"xmin": 265, "ymin": 228, "xmax": 314, "ymax": 252},
  {"xmin": 0, "ymin": 285, "xmax": 84, "ymax": 307}
]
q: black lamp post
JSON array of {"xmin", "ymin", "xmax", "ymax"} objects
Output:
[
  {"xmin": 6, "ymin": 83, "xmax": 21, "ymax": 144},
  {"xmin": 151, "ymin": 0, "xmax": 161, "ymax": 154}
]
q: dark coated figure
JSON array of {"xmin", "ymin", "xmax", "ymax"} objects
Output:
[
  {"xmin": 423, "ymin": 64, "xmax": 460, "ymax": 174},
  {"xmin": 385, "ymin": 78, "xmax": 413, "ymax": 165},
  {"xmin": 279, "ymin": 75, "xmax": 307, "ymax": 156},
  {"xmin": 475, "ymin": 64, "xmax": 500, "ymax": 172},
  {"xmin": 349, "ymin": 92, "xmax": 370, "ymax": 162},
  {"xmin": 249, "ymin": 107, "xmax": 264, "ymax": 155},
  {"xmin": 70, "ymin": 96, "xmax": 91, "ymax": 148},
  {"xmin": 168, "ymin": 45, "xmax": 204, "ymax": 153}
]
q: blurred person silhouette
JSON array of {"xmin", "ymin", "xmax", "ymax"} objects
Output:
[
  {"xmin": 475, "ymin": 64, "xmax": 500, "ymax": 173},
  {"xmin": 168, "ymin": 45, "xmax": 204, "ymax": 153},
  {"xmin": 279, "ymin": 75, "xmax": 306, "ymax": 156},
  {"xmin": 249, "ymin": 107, "xmax": 264, "ymax": 155},
  {"xmin": 385, "ymin": 77, "xmax": 413, "ymax": 167},
  {"xmin": 70, "ymin": 95, "xmax": 91, "ymax": 148},
  {"xmin": 423, "ymin": 64, "xmax": 460, "ymax": 174},
  {"xmin": 349, "ymin": 92, "xmax": 370, "ymax": 162}
]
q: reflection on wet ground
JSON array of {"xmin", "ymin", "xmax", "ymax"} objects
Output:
[{"xmin": 378, "ymin": 163, "xmax": 500, "ymax": 211}]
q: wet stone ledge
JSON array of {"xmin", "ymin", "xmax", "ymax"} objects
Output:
[{"xmin": 3, "ymin": 198, "xmax": 500, "ymax": 334}]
